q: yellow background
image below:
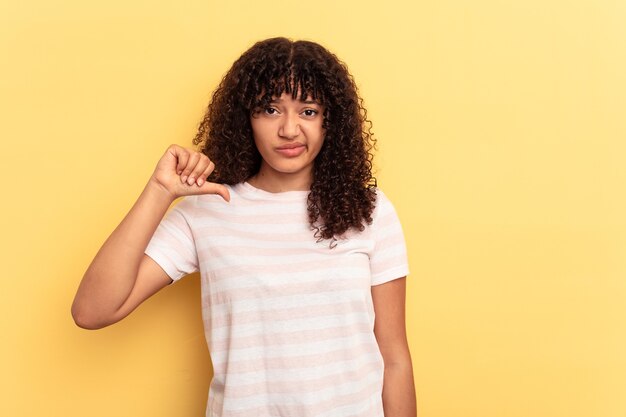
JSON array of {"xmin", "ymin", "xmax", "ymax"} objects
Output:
[{"xmin": 1, "ymin": 0, "xmax": 625, "ymax": 416}]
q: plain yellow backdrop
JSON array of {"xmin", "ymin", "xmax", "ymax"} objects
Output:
[{"xmin": 1, "ymin": 0, "xmax": 625, "ymax": 416}]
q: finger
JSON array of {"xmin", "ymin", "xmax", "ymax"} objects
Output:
[
  {"xmin": 180, "ymin": 152, "xmax": 201, "ymax": 184},
  {"xmin": 175, "ymin": 148, "xmax": 190, "ymax": 179},
  {"xmin": 196, "ymin": 160, "xmax": 215, "ymax": 187},
  {"xmin": 189, "ymin": 155, "xmax": 210, "ymax": 186}
]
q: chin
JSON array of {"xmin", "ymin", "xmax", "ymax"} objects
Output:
[{"xmin": 269, "ymin": 161, "xmax": 310, "ymax": 174}]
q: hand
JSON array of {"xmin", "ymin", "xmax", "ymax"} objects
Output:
[{"xmin": 149, "ymin": 144, "xmax": 230, "ymax": 202}]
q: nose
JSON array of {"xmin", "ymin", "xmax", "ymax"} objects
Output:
[{"xmin": 278, "ymin": 113, "xmax": 300, "ymax": 139}]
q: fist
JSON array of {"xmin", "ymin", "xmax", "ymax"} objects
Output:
[{"xmin": 150, "ymin": 144, "xmax": 230, "ymax": 201}]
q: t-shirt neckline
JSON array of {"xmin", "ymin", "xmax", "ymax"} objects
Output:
[{"xmin": 236, "ymin": 181, "xmax": 310, "ymax": 201}]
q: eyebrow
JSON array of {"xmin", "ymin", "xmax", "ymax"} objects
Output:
[{"xmin": 270, "ymin": 98, "xmax": 321, "ymax": 105}]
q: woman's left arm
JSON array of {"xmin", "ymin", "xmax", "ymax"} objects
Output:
[{"xmin": 372, "ymin": 276, "xmax": 418, "ymax": 417}]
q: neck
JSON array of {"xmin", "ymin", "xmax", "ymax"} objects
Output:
[{"xmin": 248, "ymin": 164, "xmax": 312, "ymax": 193}]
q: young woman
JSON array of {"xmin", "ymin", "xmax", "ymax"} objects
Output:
[{"xmin": 72, "ymin": 37, "xmax": 417, "ymax": 417}]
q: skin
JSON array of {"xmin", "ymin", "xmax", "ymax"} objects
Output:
[
  {"xmin": 248, "ymin": 92, "xmax": 326, "ymax": 192},
  {"xmin": 373, "ymin": 278, "xmax": 418, "ymax": 417},
  {"xmin": 72, "ymin": 93, "xmax": 416, "ymax": 416},
  {"xmin": 71, "ymin": 145, "xmax": 229, "ymax": 329}
]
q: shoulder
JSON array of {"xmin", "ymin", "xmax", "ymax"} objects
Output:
[
  {"xmin": 372, "ymin": 188, "xmax": 399, "ymax": 221},
  {"xmin": 169, "ymin": 192, "xmax": 227, "ymax": 219},
  {"xmin": 373, "ymin": 187, "xmax": 391, "ymax": 206},
  {"xmin": 174, "ymin": 182, "xmax": 300, "ymax": 216},
  {"xmin": 366, "ymin": 187, "xmax": 406, "ymax": 240},
  {"xmin": 180, "ymin": 183, "xmax": 244, "ymax": 210},
  {"xmin": 170, "ymin": 194, "xmax": 199, "ymax": 213}
]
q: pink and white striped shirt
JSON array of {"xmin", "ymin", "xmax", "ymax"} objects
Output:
[{"xmin": 145, "ymin": 181, "xmax": 409, "ymax": 417}]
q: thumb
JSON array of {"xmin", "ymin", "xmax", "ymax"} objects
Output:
[{"xmin": 196, "ymin": 181, "xmax": 231, "ymax": 202}]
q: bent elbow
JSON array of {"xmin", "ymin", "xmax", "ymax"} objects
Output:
[{"xmin": 71, "ymin": 303, "xmax": 111, "ymax": 330}]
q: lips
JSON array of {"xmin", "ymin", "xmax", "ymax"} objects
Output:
[{"xmin": 276, "ymin": 143, "xmax": 306, "ymax": 157}]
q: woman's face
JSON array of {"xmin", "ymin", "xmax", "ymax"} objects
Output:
[{"xmin": 250, "ymin": 92, "xmax": 325, "ymax": 187}]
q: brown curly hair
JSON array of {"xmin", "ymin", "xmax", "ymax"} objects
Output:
[{"xmin": 193, "ymin": 37, "xmax": 377, "ymax": 243}]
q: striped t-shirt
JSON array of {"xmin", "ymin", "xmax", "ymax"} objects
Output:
[{"xmin": 145, "ymin": 181, "xmax": 409, "ymax": 417}]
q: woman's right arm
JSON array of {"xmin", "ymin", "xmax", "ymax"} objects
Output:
[{"xmin": 71, "ymin": 145, "xmax": 230, "ymax": 330}]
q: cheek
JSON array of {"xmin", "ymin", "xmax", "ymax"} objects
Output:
[
  {"xmin": 250, "ymin": 116, "xmax": 271, "ymax": 132},
  {"xmin": 304, "ymin": 123, "xmax": 325, "ymax": 140},
  {"xmin": 251, "ymin": 123, "xmax": 272, "ymax": 145}
]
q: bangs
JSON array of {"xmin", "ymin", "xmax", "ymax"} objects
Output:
[{"xmin": 247, "ymin": 63, "xmax": 325, "ymax": 110}]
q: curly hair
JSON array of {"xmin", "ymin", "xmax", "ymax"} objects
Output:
[{"xmin": 193, "ymin": 37, "xmax": 377, "ymax": 243}]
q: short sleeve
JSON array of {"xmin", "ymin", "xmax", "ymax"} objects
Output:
[
  {"xmin": 369, "ymin": 190, "xmax": 410, "ymax": 286},
  {"xmin": 145, "ymin": 196, "xmax": 199, "ymax": 282}
]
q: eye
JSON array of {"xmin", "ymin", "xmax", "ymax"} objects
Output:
[
  {"xmin": 302, "ymin": 109, "xmax": 318, "ymax": 117},
  {"xmin": 264, "ymin": 107, "xmax": 279, "ymax": 115}
]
